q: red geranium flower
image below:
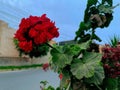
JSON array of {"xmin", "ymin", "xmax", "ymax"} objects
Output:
[
  {"xmin": 14, "ymin": 14, "xmax": 59, "ymax": 58},
  {"xmin": 42, "ymin": 63, "xmax": 49, "ymax": 71},
  {"xmin": 19, "ymin": 41, "xmax": 33, "ymax": 52},
  {"xmin": 29, "ymin": 28, "xmax": 39, "ymax": 38},
  {"xmin": 19, "ymin": 18, "xmax": 31, "ymax": 29},
  {"xmin": 59, "ymin": 73, "xmax": 63, "ymax": 80}
]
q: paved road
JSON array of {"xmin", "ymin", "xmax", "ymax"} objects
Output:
[{"xmin": 0, "ymin": 69, "xmax": 59, "ymax": 90}]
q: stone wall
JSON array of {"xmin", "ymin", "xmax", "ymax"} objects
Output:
[
  {"xmin": 0, "ymin": 20, "xmax": 19, "ymax": 57},
  {"xmin": 0, "ymin": 20, "xmax": 49, "ymax": 66}
]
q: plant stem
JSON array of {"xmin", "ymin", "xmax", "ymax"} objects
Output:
[
  {"xmin": 92, "ymin": 28, "xmax": 95, "ymax": 40},
  {"xmin": 97, "ymin": 0, "xmax": 101, "ymax": 4},
  {"xmin": 45, "ymin": 43, "xmax": 61, "ymax": 53},
  {"xmin": 66, "ymin": 82, "xmax": 71, "ymax": 90}
]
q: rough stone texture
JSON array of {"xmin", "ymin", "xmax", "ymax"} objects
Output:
[
  {"xmin": 0, "ymin": 20, "xmax": 19, "ymax": 57},
  {"xmin": 0, "ymin": 57, "xmax": 31, "ymax": 66},
  {"xmin": 0, "ymin": 54, "xmax": 50, "ymax": 66}
]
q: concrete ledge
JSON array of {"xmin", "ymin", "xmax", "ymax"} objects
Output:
[
  {"xmin": 0, "ymin": 57, "xmax": 31, "ymax": 66},
  {"xmin": 0, "ymin": 56, "xmax": 49, "ymax": 66}
]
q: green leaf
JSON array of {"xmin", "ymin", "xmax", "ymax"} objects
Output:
[
  {"xmin": 13, "ymin": 38, "xmax": 19, "ymax": 46},
  {"xmin": 40, "ymin": 80, "xmax": 48, "ymax": 86},
  {"xmin": 104, "ymin": 78, "xmax": 118, "ymax": 90},
  {"xmin": 87, "ymin": 0, "xmax": 98, "ymax": 7},
  {"xmin": 84, "ymin": 8, "xmax": 91, "ymax": 23},
  {"xmin": 107, "ymin": 0, "xmax": 113, "ymax": 6},
  {"xmin": 104, "ymin": 13, "xmax": 113, "ymax": 27},
  {"xmin": 102, "ymin": 0, "xmax": 113, "ymax": 6},
  {"xmin": 63, "ymin": 44, "xmax": 81, "ymax": 56},
  {"xmin": 118, "ymin": 77, "xmax": 120, "ymax": 90},
  {"xmin": 79, "ymin": 40, "xmax": 91, "ymax": 50},
  {"xmin": 85, "ymin": 65, "xmax": 105, "ymax": 85},
  {"xmin": 50, "ymin": 46, "xmax": 73, "ymax": 69},
  {"xmin": 46, "ymin": 86, "xmax": 55, "ymax": 90},
  {"xmin": 98, "ymin": 5, "xmax": 113, "ymax": 14},
  {"xmin": 109, "ymin": 35, "xmax": 120, "ymax": 47},
  {"xmin": 75, "ymin": 22, "xmax": 91, "ymax": 41},
  {"xmin": 80, "ymin": 22, "xmax": 91, "ymax": 31},
  {"xmin": 51, "ymin": 44, "xmax": 83, "ymax": 70},
  {"xmin": 92, "ymin": 33, "xmax": 102, "ymax": 42},
  {"xmin": 78, "ymin": 34, "xmax": 91, "ymax": 43},
  {"xmin": 84, "ymin": 0, "xmax": 98, "ymax": 22},
  {"xmin": 75, "ymin": 29, "xmax": 84, "ymax": 37},
  {"xmin": 71, "ymin": 52, "xmax": 102, "ymax": 79}
]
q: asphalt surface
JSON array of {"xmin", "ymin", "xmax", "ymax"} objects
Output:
[{"xmin": 0, "ymin": 69, "xmax": 59, "ymax": 90}]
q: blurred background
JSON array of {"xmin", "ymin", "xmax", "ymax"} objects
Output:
[{"xmin": 0, "ymin": 0, "xmax": 120, "ymax": 44}]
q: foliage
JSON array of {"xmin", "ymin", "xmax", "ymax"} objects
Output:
[
  {"xmin": 108, "ymin": 35, "xmax": 120, "ymax": 47},
  {"xmin": 75, "ymin": 0, "xmax": 116, "ymax": 43},
  {"xmin": 40, "ymin": 81, "xmax": 60, "ymax": 90},
  {"xmin": 50, "ymin": 41, "xmax": 105, "ymax": 90},
  {"xmin": 103, "ymin": 78, "xmax": 118, "ymax": 90},
  {"xmin": 47, "ymin": 0, "xmax": 119, "ymax": 90}
]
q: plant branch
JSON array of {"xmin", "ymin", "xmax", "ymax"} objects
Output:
[
  {"xmin": 97, "ymin": 0, "xmax": 101, "ymax": 4},
  {"xmin": 45, "ymin": 42, "xmax": 61, "ymax": 53},
  {"xmin": 90, "ymin": 28, "xmax": 95, "ymax": 41},
  {"xmin": 112, "ymin": 3, "xmax": 120, "ymax": 9}
]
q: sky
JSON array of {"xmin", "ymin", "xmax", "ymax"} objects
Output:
[{"xmin": 0, "ymin": 0, "xmax": 120, "ymax": 44}]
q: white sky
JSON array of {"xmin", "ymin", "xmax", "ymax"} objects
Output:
[{"xmin": 0, "ymin": 0, "xmax": 120, "ymax": 44}]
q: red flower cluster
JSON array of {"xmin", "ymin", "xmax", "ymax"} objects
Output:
[
  {"xmin": 102, "ymin": 45, "xmax": 120, "ymax": 78},
  {"xmin": 59, "ymin": 73, "xmax": 63, "ymax": 80},
  {"xmin": 42, "ymin": 63, "xmax": 50, "ymax": 71},
  {"xmin": 14, "ymin": 14, "xmax": 59, "ymax": 57}
]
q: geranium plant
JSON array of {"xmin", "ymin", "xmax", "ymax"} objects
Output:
[
  {"xmin": 13, "ymin": 0, "xmax": 119, "ymax": 90},
  {"xmin": 49, "ymin": 41, "xmax": 104, "ymax": 90},
  {"xmin": 14, "ymin": 14, "xmax": 59, "ymax": 58},
  {"xmin": 41, "ymin": 0, "xmax": 119, "ymax": 90}
]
